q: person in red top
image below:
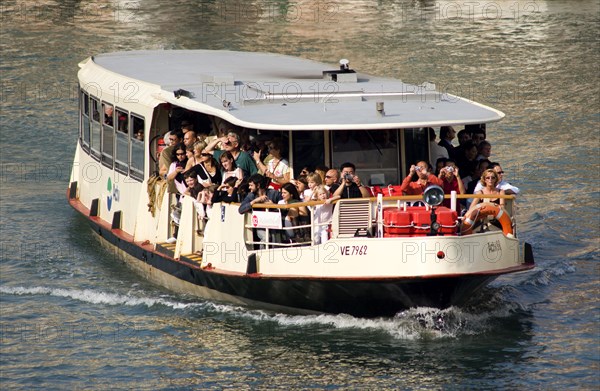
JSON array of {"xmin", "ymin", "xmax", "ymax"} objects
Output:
[
  {"xmin": 438, "ymin": 160, "xmax": 466, "ymax": 212},
  {"xmin": 400, "ymin": 161, "xmax": 442, "ymax": 195}
]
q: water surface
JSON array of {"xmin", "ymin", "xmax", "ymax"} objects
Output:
[{"xmin": 1, "ymin": 0, "xmax": 598, "ymax": 389}]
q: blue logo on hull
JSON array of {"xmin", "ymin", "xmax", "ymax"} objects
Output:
[{"xmin": 107, "ymin": 178, "xmax": 113, "ymax": 211}]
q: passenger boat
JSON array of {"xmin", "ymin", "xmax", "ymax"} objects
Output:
[{"xmin": 68, "ymin": 50, "xmax": 534, "ymax": 317}]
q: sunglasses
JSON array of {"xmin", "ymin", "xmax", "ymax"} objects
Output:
[
  {"xmin": 325, "ymin": 175, "xmax": 333, "ymax": 179},
  {"xmin": 497, "ymin": 171, "xmax": 505, "ymax": 174}
]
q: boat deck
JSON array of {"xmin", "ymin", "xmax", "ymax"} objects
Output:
[{"xmin": 155, "ymin": 242, "xmax": 203, "ymax": 267}]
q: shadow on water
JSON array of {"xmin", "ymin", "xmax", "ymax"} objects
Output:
[{"xmin": 136, "ymin": 292, "xmax": 536, "ymax": 388}]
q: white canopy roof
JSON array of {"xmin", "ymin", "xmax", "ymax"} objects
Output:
[{"xmin": 87, "ymin": 50, "xmax": 504, "ymax": 130}]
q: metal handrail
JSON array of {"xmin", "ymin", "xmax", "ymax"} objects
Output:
[
  {"xmin": 240, "ymin": 193, "xmax": 517, "ymax": 247},
  {"xmin": 251, "ymin": 193, "xmax": 516, "ymax": 209}
]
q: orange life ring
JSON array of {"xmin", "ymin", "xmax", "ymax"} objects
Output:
[{"xmin": 461, "ymin": 203, "xmax": 513, "ymax": 237}]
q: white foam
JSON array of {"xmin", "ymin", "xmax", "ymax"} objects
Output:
[
  {"xmin": 0, "ymin": 285, "xmax": 520, "ymax": 340},
  {"xmin": 0, "ymin": 285, "xmax": 199, "ymax": 310},
  {"xmin": 221, "ymin": 305, "xmax": 506, "ymax": 340}
]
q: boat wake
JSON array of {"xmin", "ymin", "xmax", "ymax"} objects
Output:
[
  {"xmin": 195, "ymin": 292, "xmax": 532, "ymax": 340},
  {"xmin": 212, "ymin": 301, "xmax": 530, "ymax": 340},
  {"xmin": 259, "ymin": 307, "xmax": 490, "ymax": 339},
  {"xmin": 0, "ymin": 285, "xmax": 202, "ymax": 311},
  {"xmin": 1, "ymin": 284, "xmax": 531, "ymax": 340}
]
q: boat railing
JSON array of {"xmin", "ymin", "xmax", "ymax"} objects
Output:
[
  {"xmin": 244, "ymin": 193, "xmax": 517, "ymax": 247},
  {"xmin": 241, "ymin": 200, "xmax": 326, "ymax": 249}
]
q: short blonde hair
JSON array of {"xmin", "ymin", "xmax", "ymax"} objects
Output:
[
  {"xmin": 313, "ymin": 185, "xmax": 329, "ymax": 200},
  {"xmin": 193, "ymin": 140, "xmax": 207, "ymax": 152},
  {"xmin": 307, "ymin": 172, "xmax": 323, "ymax": 185},
  {"xmin": 314, "ymin": 168, "xmax": 326, "ymax": 183},
  {"xmin": 480, "ymin": 169, "xmax": 499, "ymax": 186}
]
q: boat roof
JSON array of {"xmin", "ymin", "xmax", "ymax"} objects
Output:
[{"xmin": 85, "ymin": 50, "xmax": 504, "ymax": 130}]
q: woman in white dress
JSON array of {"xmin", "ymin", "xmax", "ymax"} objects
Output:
[
  {"xmin": 303, "ymin": 172, "xmax": 323, "ymax": 201},
  {"xmin": 254, "ymin": 139, "xmax": 290, "ymax": 189},
  {"xmin": 312, "ymin": 185, "xmax": 333, "ymax": 244}
]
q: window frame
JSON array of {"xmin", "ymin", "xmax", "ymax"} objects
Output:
[
  {"xmin": 330, "ymin": 129, "xmax": 401, "ymax": 186},
  {"xmin": 101, "ymin": 101, "xmax": 115, "ymax": 169},
  {"xmin": 89, "ymin": 96, "xmax": 102, "ymax": 161},
  {"xmin": 129, "ymin": 113, "xmax": 145, "ymax": 182},
  {"xmin": 114, "ymin": 106, "xmax": 130, "ymax": 176},
  {"xmin": 402, "ymin": 128, "xmax": 429, "ymax": 176},
  {"xmin": 80, "ymin": 89, "xmax": 90, "ymax": 153}
]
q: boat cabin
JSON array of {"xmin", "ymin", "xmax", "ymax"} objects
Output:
[{"xmin": 76, "ymin": 50, "xmax": 499, "ymax": 189}]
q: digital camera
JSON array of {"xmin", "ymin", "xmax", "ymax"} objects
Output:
[
  {"xmin": 249, "ymin": 141, "xmax": 261, "ymax": 153},
  {"xmin": 344, "ymin": 173, "xmax": 354, "ymax": 181}
]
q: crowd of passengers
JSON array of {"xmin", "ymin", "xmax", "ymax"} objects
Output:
[
  {"xmin": 158, "ymin": 121, "xmax": 519, "ymax": 244},
  {"xmin": 424, "ymin": 125, "xmax": 520, "ymax": 213}
]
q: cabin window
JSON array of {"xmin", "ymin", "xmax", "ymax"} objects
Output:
[
  {"xmin": 403, "ymin": 128, "xmax": 429, "ymax": 175},
  {"xmin": 80, "ymin": 90, "xmax": 90, "ymax": 152},
  {"xmin": 331, "ymin": 130, "xmax": 400, "ymax": 186},
  {"xmin": 130, "ymin": 114, "xmax": 145, "ymax": 181},
  {"xmin": 114, "ymin": 107, "xmax": 129, "ymax": 175},
  {"xmin": 90, "ymin": 97, "xmax": 101, "ymax": 161},
  {"xmin": 292, "ymin": 131, "xmax": 325, "ymax": 177},
  {"xmin": 101, "ymin": 102, "xmax": 114, "ymax": 168}
]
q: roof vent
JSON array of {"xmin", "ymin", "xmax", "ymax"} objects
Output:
[
  {"xmin": 173, "ymin": 89, "xmax": 194, "ymax": 99},
  {"xmin": 340, "ymin": 59, "xmax": 350, "ymax": 70},
  {"xmin": 323, "ymin": 59, "xmax": 357, "ymax": 83}
]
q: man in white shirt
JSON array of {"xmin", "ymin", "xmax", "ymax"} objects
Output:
[{"xmin": 473, "ymin": 163, "xmax": 520, "ymax": 195}]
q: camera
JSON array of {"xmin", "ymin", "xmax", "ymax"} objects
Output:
[
  {"xmin": 446, "ymin": 166, "xmax": 454, "ymax": 173},
  {"xmin": 415, "ymin": 166, "xmax": 421, "ymax": 172},
  {"xmin": 344, "ymin": 173, "xmax": 354, "ymax": 181},
  {"xmin": 250, "ymin": 142, "xmax": 262, "ymax": 154}
]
